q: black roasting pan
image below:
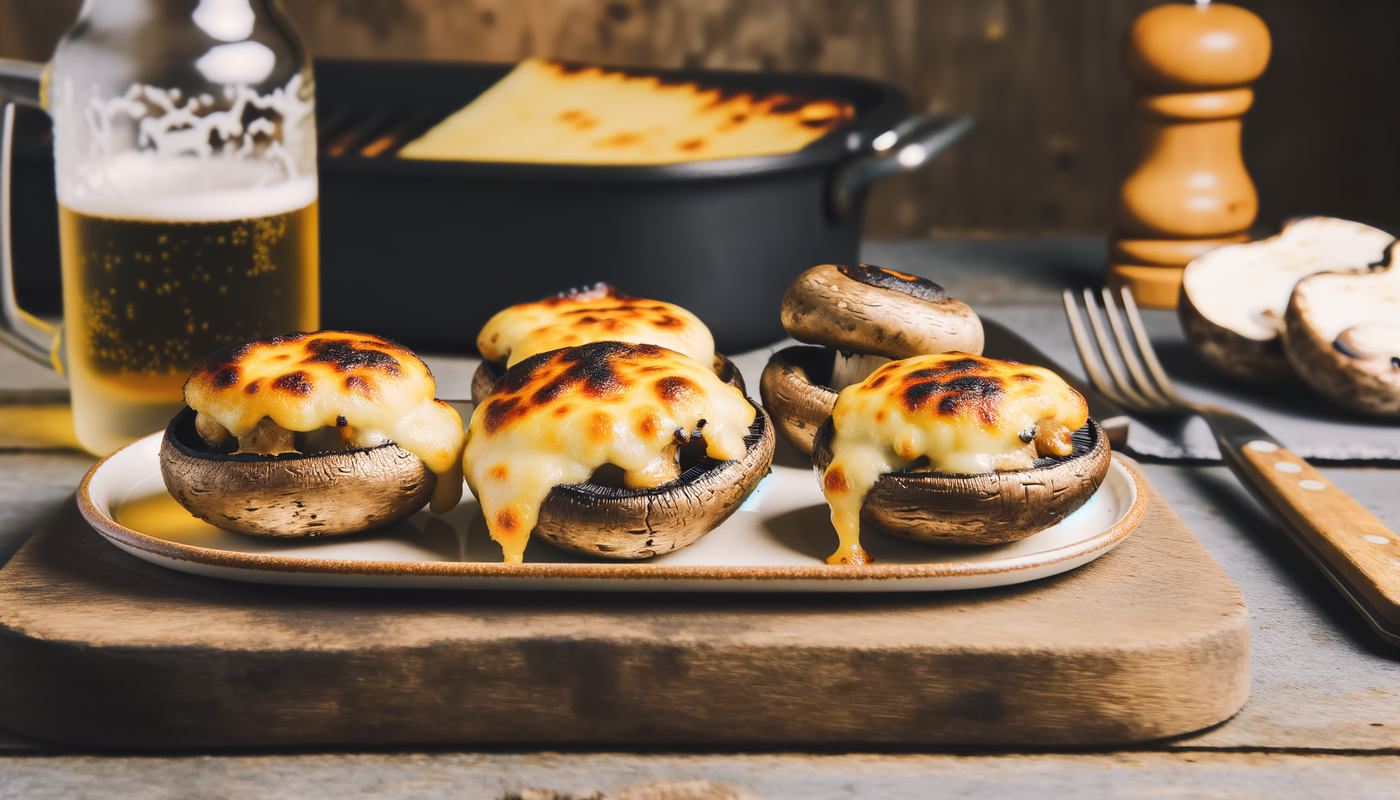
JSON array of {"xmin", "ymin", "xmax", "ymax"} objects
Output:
[{"xmin": 10, "ymin": 59, "xmax": 970, "ymax": 353}]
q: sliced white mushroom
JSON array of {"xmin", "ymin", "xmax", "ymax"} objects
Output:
[
  {"xmin": 1282, "ymin": 250, "xmax": 1400, "ymax": 417},
  {"xmin": 1180, "ymin": 217, "xmax": 1393, "ymax": 384}
]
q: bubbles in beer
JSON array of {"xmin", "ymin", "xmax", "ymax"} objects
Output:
[{"xmin": 61, "ymin": 202, "xmax": 319, "ymax": 389}]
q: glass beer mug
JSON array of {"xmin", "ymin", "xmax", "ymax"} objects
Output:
[{"xmin": 0, "ymin": 0, "xmax": 318, "ymax": 455}]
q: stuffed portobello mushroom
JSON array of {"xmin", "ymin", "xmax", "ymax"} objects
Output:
[
  {"xmin": 464, "ymin": 340, "xmax": 775, "ymax": 563},
  {"xmin": 811, "ymin": 353, "xmax": 1109, "ymax": 565},
  {"xmin": 159, "ymin": 331, "xmax": 467, "ymax": 537}
]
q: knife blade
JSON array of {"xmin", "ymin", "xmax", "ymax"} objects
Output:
[{"xmin": 980, "ymin": 318, "xmax": 1131, "ymax": 450}]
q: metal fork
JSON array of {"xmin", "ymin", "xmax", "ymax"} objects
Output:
[{"xmin": 1065, "ymin": 286, "xmax": 1400, "ymax": 646}]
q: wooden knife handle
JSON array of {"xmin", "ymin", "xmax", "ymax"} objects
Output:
[{"xmin": 1223, "ymin": 437, "xmax": 1400, "ymax": 626}]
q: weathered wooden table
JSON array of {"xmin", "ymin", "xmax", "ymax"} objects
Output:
[{"xmin": 1, "ymin": 240, "xmax": 1396, "ymax": 799}]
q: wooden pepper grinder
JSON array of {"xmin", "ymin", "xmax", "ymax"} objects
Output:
[{"xmin": 1108, "ymin": 0, "xmax": 1271, "ymax": 308}]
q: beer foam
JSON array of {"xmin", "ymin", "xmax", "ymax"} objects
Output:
[
  {"xmin": 52, "ymin": 71, "xmax": 317, "ymax": 222},
  {"xmin": 59, "ymin": 153, "xmax": 317, "ymax": 221}
]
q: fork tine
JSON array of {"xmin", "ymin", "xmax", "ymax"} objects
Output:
[
  {"xmin": 1119, "ymin": 287, "xmax": 1184, "ymax": 403},
  {"xmin": 1099, "ymin": 287, "xmax": 1171, "ymax": 405},
  {"xmin": 1062, "ymin": 290, "xmax": 1127, "ymax": 403},
  {"xmin": 1081, "ymin": 288, "xmax": 1151, "ymax": 406}
]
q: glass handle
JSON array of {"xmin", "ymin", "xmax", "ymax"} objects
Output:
[{"xmin": 0, "ymin": 101, "xmax": 63, "ymax": 372}]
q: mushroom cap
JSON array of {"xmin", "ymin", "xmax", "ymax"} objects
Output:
[
  {"xmin": 1282, "ymin": 254, "xmax": 1400, "ymax": 417},
  {"xmin": 811, "ymin": 417, "xmax": 1110, "ymax": 546},
  {"xmin": 472, "ymin": 350, "xmax": 745, "ymax": 405},
  {"xmin": 758, "ymin": 345, "xmax": 838, "ymax": 456},
  {"xmin": 531, "ymin": 401, "xmax": 775, "ymax": 559},
  {"xmin": 159, "ymin": 407, "xmax": 436, "ymax": 537},
  {"xmin": 1179, "ymin": 217, "xmax": 1393, "ymax": 385},
  {"xmin": 780, "ymin": 263, "xmax": 984, "ymax": 359}
]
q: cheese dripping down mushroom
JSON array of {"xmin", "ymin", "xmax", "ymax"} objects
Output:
[
  {"xmin": 183, "ymin": 331, "xmax": 466, "ymax": 514},
  {"xmin": 463, "ymin": 341, "xmax": 755, "ymax": 563},
  {"xmin": 819, "ymin": 353, "xmax": 1088, "ymax": 566},
  {"xmin": 477, "ymin": 283, "xmax": 715, "ymax": 368}
]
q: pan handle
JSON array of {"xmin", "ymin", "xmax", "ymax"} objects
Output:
[{"xmin": 830, "ymin": 113, "xmax": 973, "ymax": 218}]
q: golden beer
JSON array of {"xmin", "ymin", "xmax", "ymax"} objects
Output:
[{"xmin": 59, "ymin": 200, "xmax": 319, "ymax": 454}]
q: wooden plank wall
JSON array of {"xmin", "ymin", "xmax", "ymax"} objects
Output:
[{"xmin": 2, "ymin": 0, "xmax": 1396, "ymax": 239}]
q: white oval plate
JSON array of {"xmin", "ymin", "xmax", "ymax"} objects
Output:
[{"xmin": 79, "ymin": 432, "xmax": 1147, "ymax": 592}]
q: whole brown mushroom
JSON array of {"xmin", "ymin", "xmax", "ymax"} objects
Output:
[
  {"xmin": 464, "ymin": 341, "xmax": 774, "ymax": 563},
  {"xmin": 811, "ymin": 352, "xmax": 1106, "ymax": 565},
  {"xmin": 760, "ymin": 263, "xmax": 983, "ymax": 455}
]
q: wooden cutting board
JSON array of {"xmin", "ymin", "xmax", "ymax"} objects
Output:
[{"xmin": 0, "ymin": 460, "xmax": 1249, "ymax": 750}]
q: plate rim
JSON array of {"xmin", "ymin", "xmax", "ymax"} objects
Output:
[{"xmin": 78, "ymin": 431, "xmax": 1149, "ymax": 584}]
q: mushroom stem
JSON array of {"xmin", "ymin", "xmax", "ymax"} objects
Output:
[
  {"xmin": 1034, "ymin": 418, "xmax": 1074, "ymax": 458},
  {"xmin": 830, "ymin": 350, "xmax": 893, "ymax": 391},
  {"xmin": 195, "ymin": 412, "xmax": 231, "ymax": 447},
  {"xmin": 235, "ymin": 418, "xmax": 299, "ymax": 456}
]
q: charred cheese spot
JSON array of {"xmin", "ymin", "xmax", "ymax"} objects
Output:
[
  {"xmin": 496, "ymin": 509, "xmax": 519, "ymax": 532},
  {"xmin": 213, "ymin": 367, "xmax": 239, "ymax": 389},
  {"xmin": 600, "ymin": 132, "xmax": 644, "ymax": 148},
  {"xmin": 476, "ymin": 283, "xmax": 715, "ymax": 367},
  {"xmin": 488, "ymin": 465, "xmax": 509, "ymax": 481},
  {"xmin": 588, "ymin": 412, "xmax": 615, "ymax": 440},
  {"xmin": 463, "ymin": 341, "xmax": 755, "ymax": 564},
  {"xmin": 183, "ymin": 331, "xmax": 466, "ymax": 516},
  {"xmin": 483, "ymin": 396, "xmax": 525, "ymax": 435},
  {"xmin": 272, "ymin": 371, "xmax": 314, "ymax": 397},
  {"xmin": 655, "ymin": 375, "xmax": 698, "ymax": 404},
  {"xmin": 819, "ymin": 353, "xmax": 1089, "ymax": 566},
  {"xmin": 302, "ymin": 337, "xmax": 403, "ymax": 375},
  {"xmin": 824, "ymin": 467, "xmax": 849, "ymax": 494}
]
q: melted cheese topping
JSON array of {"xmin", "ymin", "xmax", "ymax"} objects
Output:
[
  {"xmin": 184, "ymin": 331, "xmax": 466, "ymax": 513},
  {"xmin": 820, "ymin": 353, "xmax": 1088, "ymax": 566},
  {"xmin": 478, "ymin": 284, "xmax": 715, "ymax": 368},
  {"xmin": 400, "ymin": 58, "xmax": 853, "ymax": 165},
  {"xmin": 463, "ymin": 341, "xmax": 754, "ymax": 563}
]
